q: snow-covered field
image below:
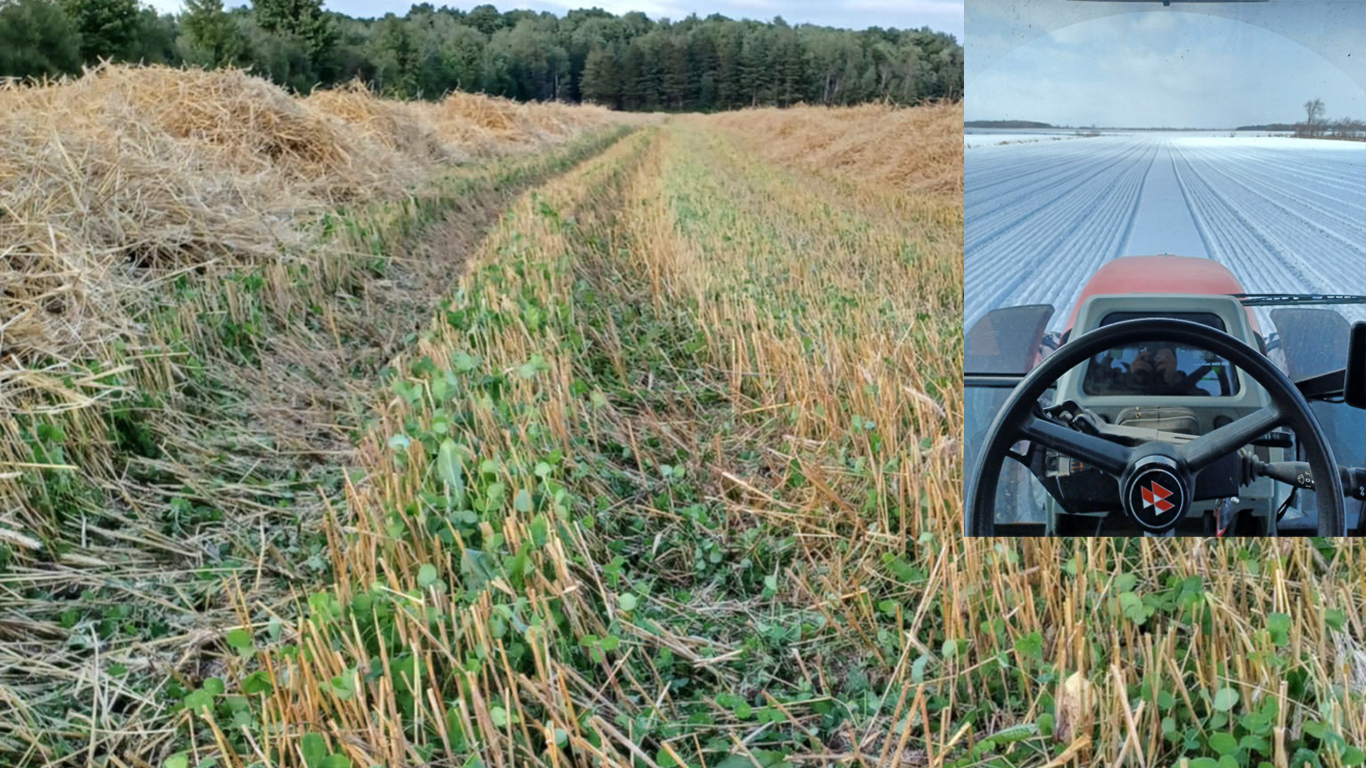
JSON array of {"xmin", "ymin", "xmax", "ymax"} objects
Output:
[
  {"xmin": 965, "ymin": 134, "xmax": 1366, "ymax": 333},
  {"xmin": 962, "ymin": 129, "xmax": 1285, "ymax": 149},
  {"xmin": 964, "ymin": 132, "xmax": 1093, "ymax": 148}
]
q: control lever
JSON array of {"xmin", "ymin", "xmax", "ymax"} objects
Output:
[
  {"xmin": 1044, "ymin": 400, "xmax": 1103, "ymax": 435},
  {"xmin": 1248, "ymin": 459, "xmax": 1366, "ymax": 500}
]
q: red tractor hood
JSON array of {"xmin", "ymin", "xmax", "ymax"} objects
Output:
[{"xmin": 1063, "ymin": 255, "xmax": 1261, "ymax": 336}]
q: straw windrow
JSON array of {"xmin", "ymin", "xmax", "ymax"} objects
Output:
[
  {"xmin": 0, "ymin": 64, "xmax": 626, "ymax": 415},
  {"xmin": 706, "ymin": 102, "xmax": 963, "ymax": 196},
  {"xmin": 0, "ymin": 63, "xmax": 634, "ymax": 763}
]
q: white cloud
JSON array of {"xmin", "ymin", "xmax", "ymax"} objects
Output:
[{"xmin": 844, "ymin": 0, "xmax": 958, "ymax": 15}]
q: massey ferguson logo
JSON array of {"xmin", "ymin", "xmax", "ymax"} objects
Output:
[
  {"xmin": 1141, "ymin": 481, "xmax": 1175, "ymax": 514},
  {"xmin": 1128, "ymin": 468, "xmax": 1184, "ymax": 531}
]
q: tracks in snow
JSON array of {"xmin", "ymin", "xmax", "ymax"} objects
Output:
[{"xmin": 965, "ymin": 134, "xmax": 1366, "ymax": 332}]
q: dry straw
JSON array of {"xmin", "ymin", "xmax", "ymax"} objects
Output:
[
  {"xmin": 1, "ymin": 63, "xmax": 627, "ymax": 763},
  {"xmin": 1, "ymin": 62, "xmax": 625, "ymax": 564},
  {"xmin": 0, "ymin": 64, "xmax": 619, "ymax": 408},
  {"xmin": 305, "ymin": 79, "xmax": 460, "ymax": 165},
  {"xmin": 706, "ymin": 101, "xmax": 964, "ymax": 197}
]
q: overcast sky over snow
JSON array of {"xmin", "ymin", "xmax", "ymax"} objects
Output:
[
  {"xmin": 966, "ymin": 1, "xmax": 1364, "ymax": 129},
  {"xmin": 163, "ymin": 0, "xmax": 961, "ymax": 37}
]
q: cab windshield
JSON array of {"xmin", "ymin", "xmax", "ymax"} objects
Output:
[{"xmin": 1081, "ymin": 312, "xmax": 1240, "ymax": 397}]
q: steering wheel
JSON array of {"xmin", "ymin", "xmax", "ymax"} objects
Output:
[{"xmin": 967, "ymin": 318, "xmax": 1346, "ymax": 536}]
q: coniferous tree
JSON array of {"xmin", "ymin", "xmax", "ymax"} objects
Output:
[
  {"xmin": 252, "ymin": 0, "xmax": 335, "ymax": 73},
  {"xmin": 690, "ymin": 31, "xmax": 719, "ymax": 110},
  {"xmin": 773, "ymin": 31, "xmax": 805, "ymax": 106},
  {"xmin": 660, "ymin": 36, "xmax": 690, "ymax": 109},
  {"xmin": 634, "ymin": 33, "xmax": 662, "ymax": 109},
  {"xmin": 739, "ymin": 29, "xmax": 771, "ymax": 106},
  {"xmin": 61, "ymin": 0, "xmax": 139, "ymax": 61},
  {"xmin": 0, "ymin": 0, "xmax": 82, "ymax": 77},
  {"xmin": 617, "ymin": 40, "xmax": 646, "ymax": 110},
  {"xmin": 579, "ymin": 46, "xmax": 618, "ymax": 106},
  {"xmin": 180, "ymin": 0, "xmax": 243, "ymax": 66},
  {"xmin": 714, "ymin": 28, "xmax": 742, "ymax": 109}
]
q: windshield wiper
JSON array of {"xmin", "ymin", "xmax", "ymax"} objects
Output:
[{"xmin": 1232, "ymin": 293, "xmax": 1366, "ymax": 307}]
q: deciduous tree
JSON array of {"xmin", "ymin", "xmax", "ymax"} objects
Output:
[{"xmin": 1302, "ymin": 98, "xmax": 1325, "ymax": 137}]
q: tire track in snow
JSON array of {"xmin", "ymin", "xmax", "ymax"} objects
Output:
[
  {"xmin": 1116, "ymin": 142, "xmax": 1159, "ymax": 256},
  {"xmin": 1122, "ymin": 143, "xmax": 1206, "ymax": 258}
]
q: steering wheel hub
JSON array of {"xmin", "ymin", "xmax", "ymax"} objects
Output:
[{"xmin": 1122, "ymin": 456, "xmax": 1189, "ymax": 533}]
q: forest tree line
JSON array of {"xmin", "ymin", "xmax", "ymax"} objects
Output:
[{"xmin": 0, "ymin": 0, "xmax": 963, "ymax": 108}]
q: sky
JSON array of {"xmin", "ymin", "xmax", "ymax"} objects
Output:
[
  {"xmin": 155, "ymin": 0, "xmax": 962, "ymax": 37},
  {"xmin": 966, "ymin": 0, "xmax": 1364, "ymax": 129}
]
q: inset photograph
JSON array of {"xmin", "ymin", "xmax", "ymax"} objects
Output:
[{"xmin": 963, "ymin": 0, "xmax": 1366, "ymax": 536}]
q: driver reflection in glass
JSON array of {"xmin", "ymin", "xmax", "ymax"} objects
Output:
[
  {"xmin": 1129, "ymin": 344, "xmax": 1182, "ymax": 388},
  {"xmin": 1084, "ymin": 342, "xmax": 1228, "ymax": 397}
]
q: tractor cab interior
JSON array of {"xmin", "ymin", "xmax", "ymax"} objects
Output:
[{"xmin": 965, "ymin": 297, "xmax": 1366, "ymax": 537}]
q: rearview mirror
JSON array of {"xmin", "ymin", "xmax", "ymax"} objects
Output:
[{"xmin": 1347, "ymin": 322, "xmax": 1366, "ymax": 409}]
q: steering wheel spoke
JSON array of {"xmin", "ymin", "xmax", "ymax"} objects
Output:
[
  {"xmin": 1017, "ymin": 414, "xmax": 1133, "ymax": 477},
  {"xmin": 1178, "ymin": 405, "xmax": 1285, "ymax": 472}
]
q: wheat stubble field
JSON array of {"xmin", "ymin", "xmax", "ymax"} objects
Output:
[
  {"xmin": 6, "ymin": 64, "xmax": 1361, "ymax": 768},
  {"xmin": 0, "ymin": 66, "xmax": 965, "ymax": 766}
]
